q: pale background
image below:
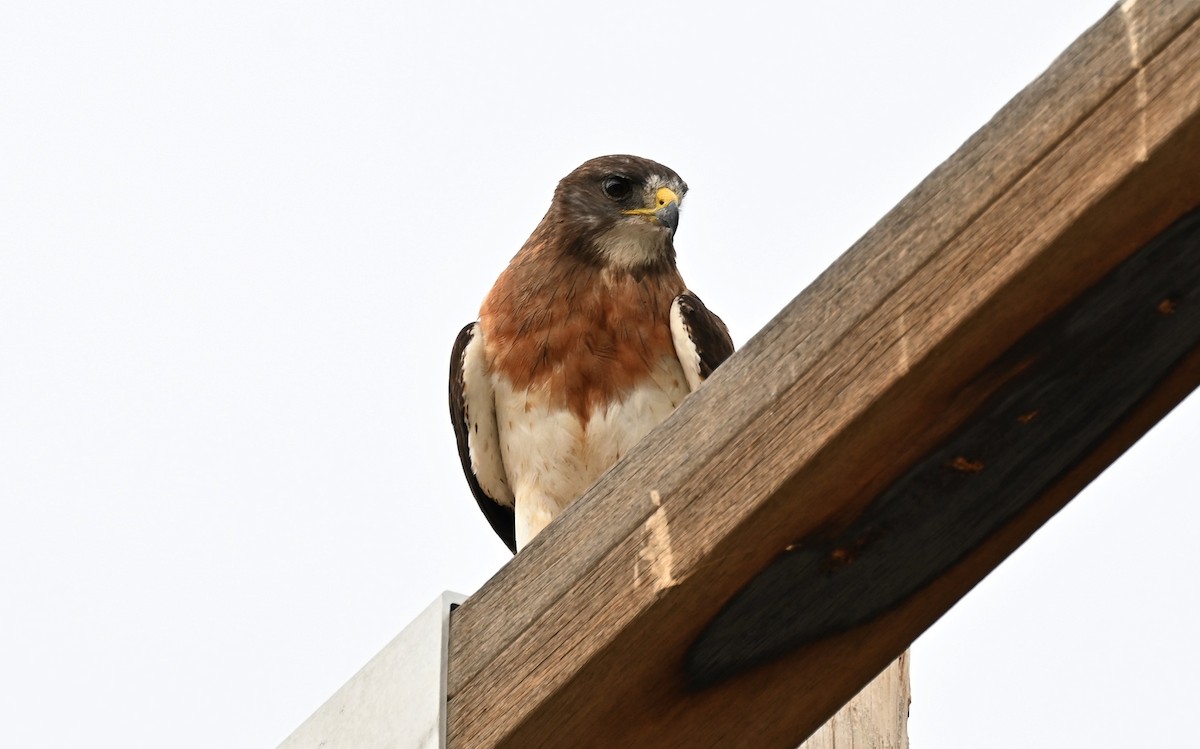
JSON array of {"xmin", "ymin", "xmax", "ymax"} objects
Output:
[{"xmin": 2, "ymin": 1, "xmax": 1197, "ymax": 747}]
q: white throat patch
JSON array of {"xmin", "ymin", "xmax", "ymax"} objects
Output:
[{"xmin": 594, "ymin": 220, "xmax": 669, "ymax": 269}]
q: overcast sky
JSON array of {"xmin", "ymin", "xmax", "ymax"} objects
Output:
[{"xmin": 3, "ymin": 1, "xmax": 1197, "ymax": 747}]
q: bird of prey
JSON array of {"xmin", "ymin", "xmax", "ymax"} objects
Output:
[{"xmin": 449, "ymin": 155, "xmax": 734, "ymax": 553}]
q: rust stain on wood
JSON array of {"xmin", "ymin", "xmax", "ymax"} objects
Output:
[{"xmin": 948, "ymin": 456, "xmax": 986, "ymax": 473}]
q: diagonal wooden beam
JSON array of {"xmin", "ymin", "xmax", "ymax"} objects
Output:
[{"xmin": 447, "ymin": 2, "xmax": 1200, "ymax": 747}]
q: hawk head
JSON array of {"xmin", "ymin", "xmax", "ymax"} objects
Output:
[{"xmin": 546, "ymin": 155, "xmax": 688, "ymax": 271}]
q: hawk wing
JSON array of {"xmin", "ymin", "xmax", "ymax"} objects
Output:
[
  {"xmin": 449, "ymin": 322, "xmax": 517, "ymax": 553},
  {"xmin": 670, "ymin": 292, "xmax": 735, "ymax": 391}
]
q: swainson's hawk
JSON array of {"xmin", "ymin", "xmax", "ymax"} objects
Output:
[{"xmin": 450, "ymin": 155, "xmax": 733, "ymax": 552}]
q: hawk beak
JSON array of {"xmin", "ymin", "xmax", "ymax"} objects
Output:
[
  {"xmin": 623, "ymin": 186, "xmax": 682, "ymax": 235},
  {"xmin": 655, "ymin": 200, "xmax": 680, "ymax": 235}
]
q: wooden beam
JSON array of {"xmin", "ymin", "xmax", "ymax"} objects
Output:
[{"xmin": 447, "ymin": 2, "xmax": 1200, "ymax": 747}]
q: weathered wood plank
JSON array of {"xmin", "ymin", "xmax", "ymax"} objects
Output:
[
  {"xmin": 691, "ymin": 203, "xmax": 1200, "ymax": 683},
  {"xmin": 446, "ymin": 2, "xmax": 1191, "ymax": 695},
  {"xmin": 447, "ymin": 2, "xmax": 1200, "ymax": 747}
]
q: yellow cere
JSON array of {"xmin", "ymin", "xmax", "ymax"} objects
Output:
[
  {"xmin": 655, "ymin": 187, "xmax": 679, "ymax": 207},
  {"xmin": 623, "ymin": 187, "xmax": 681, "ymax": 216}
]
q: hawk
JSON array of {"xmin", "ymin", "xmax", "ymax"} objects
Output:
[{"xmin": 449, "ymin": 155, "xmax": 734, "ymax": 552}]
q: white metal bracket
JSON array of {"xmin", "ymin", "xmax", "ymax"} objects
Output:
[{"xmin": 278, "ymin": 590, "xmax": 467, "ymax": 749}]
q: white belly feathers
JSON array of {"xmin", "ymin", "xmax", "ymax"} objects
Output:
[{"xmin": 493, "ymin": 356, "xmax": 691, "ymax": 548}]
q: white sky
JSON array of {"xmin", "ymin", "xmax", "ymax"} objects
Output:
[{"xmin": 3, "ymin": 1, "xmax": 1197, "ymax": 747}]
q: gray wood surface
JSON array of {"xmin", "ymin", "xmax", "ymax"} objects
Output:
[{"xmin": 447, "ymin": 2, "xmax": 1200, "ymax": 747}]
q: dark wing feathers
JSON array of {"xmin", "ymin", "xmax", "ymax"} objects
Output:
[
  {"xmin": 677, "ymin": 292, "xmax": 735, "ymax": 378},
  {"xmin": 449, "ymin": 322, "xmax": 517, "ymax": 553}
]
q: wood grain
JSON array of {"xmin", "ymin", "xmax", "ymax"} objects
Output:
[
  {"xmin": 689, "ymin": 204, "xmax": 1200, "ymax": 684},
  {"xmin": 799, "ymin": 654, "xmax": 910, "ymax": 749},
  {"xmin": 447, "ymin": 2, "xmax": 1200, "ymax": 747}
]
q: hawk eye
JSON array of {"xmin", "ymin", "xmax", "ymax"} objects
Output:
[{"xmin": 602, "ymin": 176, "xmax": 633, "ymax": 200}]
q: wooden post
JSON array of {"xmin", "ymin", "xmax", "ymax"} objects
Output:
[
  {"xmin": 800, "ymin": 655, "xmax": 910, "ymax": 749},
  {"xmin": 437, "ymin": 2, "xmax": 1200, "ymax": 746}
]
